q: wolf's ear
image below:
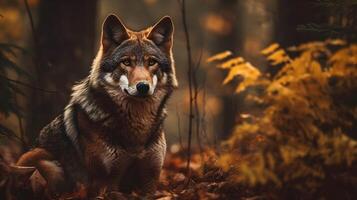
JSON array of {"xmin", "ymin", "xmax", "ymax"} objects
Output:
[
  {"xmin": 148, "ymin": 16, "xmax": 174, "ymax": 52},
  {"xmin": 101, "ymin": 14, "xmax": 130, "ymax": 52}
]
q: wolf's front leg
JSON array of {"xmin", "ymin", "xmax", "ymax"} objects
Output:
[
  {"xmin": 136, "ymin": 137, "xmax": 166, "ymax": 195},
  {"xmin": 137, "ymin": 167, "xmax": 161, "ymax": 195}
]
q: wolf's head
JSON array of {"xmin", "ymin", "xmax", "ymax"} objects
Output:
[{"xmin": 90, "ymin": 14, "xmax": 177, "ymax": 101}]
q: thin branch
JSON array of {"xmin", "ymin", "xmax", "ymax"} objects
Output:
[
  {"xmin": 200, "ymin": 76, "xmax": 209, "ymax": 147},
  {"xmin": 23, "ymin": 0, "xmax": 39, "ymax": 55},
  {"xmin": 23, "ymin": 0, "xmax": 44, "ymax": 94},
  {"xmin": 17, "ymin": 114, "xmax": 26, "ymax": 146},
  {"xmin": 194, "ymin": 48, "xmax": 203, "ymax": 73},
  {"xmin": 193, "ymin": 49, "xmax": 203, "ymax": 155},
  {"xmin": 178, "ymin": 0, "xmax": 194, "ymax": 180},
  {"xmin": 0, "ymin": 75, "xmax": 58, "ymax": 94},
  {"xmin": 14, "ymin": 96, "xmax": 28, "ymax": 150},
  {"xmin": 0, "ymin": 124, "xmax": 27, "ymax": 147},
  {"xmin": 176, "ymin": 105, "xmax": 184, "ymax": 150}
]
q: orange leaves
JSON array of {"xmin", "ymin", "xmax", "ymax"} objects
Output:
[
  {"xmin": 266, "ymin": 49, "xmax": 290, "ymax": 66},
  {"xmin": 58, "ymin": 184, "xmax": 87, "ymax": 199},
  {"xmin": 218, "ymin": 56, "xmax": 245, "ymax": 69},
  {"xmin": 261, "ymin": 43, "xmax": 279, "ymax": 55},
  {"xmin": 215, "ymin": 39, "xmax": 357, "ymax": 195},
  {"xmin": 328, "ymin": 44, "xmax": 357, "ymax": 76},
  {"xmin": 326, "ymin": 39, "xmax": 346, "ymax": 46},
  {"xmin": 207, "ymin": 52, "xmax": 262, "ymax": 93},
  {"xmin": 223, "ymin": 62, "xmax": 261, "ymax": 93},
  {"xmin": 262, "ymin": 43, "xmax": 291, "ymax": 66},
  {"xmin": 206, "ymin": 51, "xmax": 232, "ymax": 63}
]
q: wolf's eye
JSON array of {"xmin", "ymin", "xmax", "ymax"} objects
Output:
[
  {"xmin": 121, "ymin": 59, "xmax": 131, "ymax": 66},
  {"xmin": 148, "ymin": 59, "xmax": 157, "ymax": 66}
]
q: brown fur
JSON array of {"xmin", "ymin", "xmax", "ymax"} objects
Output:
[
  {"xmin": 16, "ymin": 14, "xmax": 176, "ymax": 198},
  {"xmin": 17, "ymin": 148, "xmax": 54, "ymax": 167}
]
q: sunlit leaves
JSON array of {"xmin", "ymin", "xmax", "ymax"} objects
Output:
[
  {"xmin": 206, "ymin": 51, "xmax": 232, "ymax": 63},
  {"xmin": 219, "ymin": 57, "xmax": 245, "ymax": 69},
  {"xmin": 262, "ymin": 43, "xmax": 291, "ymax": 66},
  {"xmin": 261, "ymin": 43, "xmax": 279, "ymax": 55},
  {"xmin": 226, "ymin": 62, "xmax": 261, "ymax": 93},
  {"xmin": 208, "ymin": 53, "xmax": 261, "ymax": 93},
  {"xmin": 326, "ymin": 39, "xmax": 346, "ymax": 46},
  {"xmin": 215, "ymin": 40, "xmax": 357, "ymax": 196},
  {"xmin": 328, "ymin": 44, "xmax": 357, "ymax": 76}
]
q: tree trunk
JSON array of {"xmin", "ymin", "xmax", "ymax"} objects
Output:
[
  {"xmin": 27, "ymin": 0, "xmax": 98, "ymax": 143},
  {"xmin": 275, "ymin": 0, "xmax": 320, "ymax": 46},
  {"xmin": 206, "ymin": 0, "xmax": 238, "ymax": 139}
]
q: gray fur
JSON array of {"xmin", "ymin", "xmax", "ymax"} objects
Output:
[{"xmin": 35, "ymin": 15, "xmax": 177, "ymax": 197}]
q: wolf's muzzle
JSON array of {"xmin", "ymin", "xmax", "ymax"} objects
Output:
[{"xmin": 136, "ymin": 82, "xmax": 150, "ymax": 96}]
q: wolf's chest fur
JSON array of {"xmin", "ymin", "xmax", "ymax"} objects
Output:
[
  {"xmin": 77, "ymin": 102, "xmax": 158, "ymax": 147},
  {"xmin": 74, "ymin": 95, "xmax": 161, "ymax": 175},
  {"xmin": 75, "ymin": 86, "xmax": 162, "ymax": 146}
]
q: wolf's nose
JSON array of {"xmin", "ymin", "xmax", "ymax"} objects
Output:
[{"xmin": 136, "ymin": 82, "xmax": 150, "ymax": 95}]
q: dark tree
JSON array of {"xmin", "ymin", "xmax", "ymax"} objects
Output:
[
  {"xmin": 27, "ymin": 0, "xmax": 98, "ymax": 142},
  {"xmin": 275, "ymin": 0, "xmax": 315, "ymax": 46},
  {"xmin": 207, "ymin": 0, "xmax": 239, "ymax": 139}
]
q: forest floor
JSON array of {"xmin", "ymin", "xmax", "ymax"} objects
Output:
[
  {"xmin": 0, "ymin": 143, "xmax": 254, "ymax": 200},
  {"xmin": 152, "ymin": 150, "xmax": 250, "ymax": 200},
  {"xmin": 96, "ymin": 147, "xmax": 254, "ymax": 200}
]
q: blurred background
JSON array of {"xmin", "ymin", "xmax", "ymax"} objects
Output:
[
  {"xmin": 0, "ymin": 0, "xmax": 355, "ymax": 149},
  {"xmin": 2, "ymin": 1, "xmax": 357, "ymax": 199}
]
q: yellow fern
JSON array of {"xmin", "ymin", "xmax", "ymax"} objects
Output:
[
  {"xmin": 206, "ymin": 50, "xmax": 232, "ymax": 62},
  {"xmin": 213, "ymin": 40, "xmax": 357, "ymax": 198}
]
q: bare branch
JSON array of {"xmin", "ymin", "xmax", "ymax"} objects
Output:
[
  {"xmin": 193, "ymin": 49, "xmax": 203, "ymax": 155},
  {"xmin": 23, "ymin": 0, "xmax": 39, "ymax": 55},
  {"xmin": 176, "ymin": 105, "xmax": 184, "ymax": 150},
  {"xmin": 0, "ymin": 75, "xmax": 58, "ymax": 94},
  {"xmin": 14, "ymin": 95, "xmax": 29, "ymax": 150},
  {"xmin": 177, "ymin": 0, "xmax": 194, "ymax": 180}
]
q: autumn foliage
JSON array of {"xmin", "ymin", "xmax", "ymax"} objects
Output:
[{"xmin": 209, "ymin": 40, "xmax": 357, "ymax": 199}]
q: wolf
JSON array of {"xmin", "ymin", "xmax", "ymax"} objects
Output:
[{"xmin": 16, "ymin": 14, "xmax": 177, "ymax": 197}]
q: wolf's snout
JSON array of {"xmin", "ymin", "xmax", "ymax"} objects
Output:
[{"xmin": 136, "ymin": 82, "xmax": 150, "ymax": 95}]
